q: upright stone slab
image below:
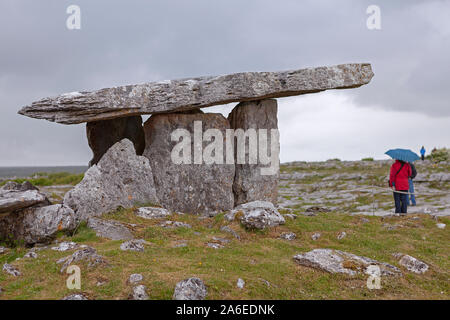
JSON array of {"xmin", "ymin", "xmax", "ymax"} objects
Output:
[
  {"xmin": 143, "ymin": 113, "xmax": 234, "ymax": 214},
  {"xmin": 228, "ymin": 99, "xmax": 279, "ymax": 206},
  {"xmin": 64, "ymin": 139, "xmax": 160, "ymax": 221},
  {"xmin": 86, "ymin": 116, "xmax": 145, "ymax": 166}
]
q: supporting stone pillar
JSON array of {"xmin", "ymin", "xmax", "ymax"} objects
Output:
[
  {"xmin": 228, "ymin": 99, "xmax": 279, "ymax": 206},
  {"xmin": 86, "ymin": 115, "xmax": 145, "ymax": 166},
  {"xmin": 143, "ymin": 113, "xmax": 234, "ymax": 214}
]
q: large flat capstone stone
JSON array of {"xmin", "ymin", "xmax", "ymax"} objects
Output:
[
  {"xmin": 143, "ymin": 113, "xmax": 234, "ymax": 214},
  {"xmin": 19, "ymin": 63, "xmax": 374, "ymax": 124},
  {"xmin": 86, "ymin": 115, "xmax": 145, "ymax": 166},
  {"xmin": 64, "ymin": 139, "xmax": 160, "ymax": 221},
  {"xmin": 228, "ymin": 99, "xmax": 279, "ymax": 205}
]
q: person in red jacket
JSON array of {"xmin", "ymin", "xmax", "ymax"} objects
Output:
[{"xmin": 389, "ymin": 160, "xmax": 412, "ymax": 215}]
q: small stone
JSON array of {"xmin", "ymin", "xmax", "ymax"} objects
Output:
[
  {"xmin": 284, "ymin": 214, "xmax": 297, "ymax": 220},
  {"xmin": 87, "ymin": 217, "xmax": 134, "ymax": 241},
  {"xmin": 173, "ymin": 278, "xmax": 207, "ymax": 300},
  {"xmin": 311, "ymin": 233, "xmax": 321, "ymax": 241},
  {"xmin": 2, "ymin": 263, "xmax": 21, "ymax": 277},
  {"xmin": 120, "ymin": 239, "xmax": 149, "ymax": 252},
  {"xmin": 436, "ymin": 223, "xmax": 446, "ymax": 229},
  {"xmin": 226, "ymin": 201, "xmax": 285, "ymax": 230},
  {"xmin": 397, "ymin": 254, "xmax": 429, "ymax": 274},
  {"xmin": 62, "ymin": 293, "xmax": 89, "ymax": 300},
  {"xmin": 337, "ymin": 232, "xmax": 347, "ymax": 240},
  {"xmin": 212, "ymin": 237, "xmax": 230, "ymax": 244},
  {"xmin": 220, "ymin": 226, "xmax": 241, "ymax": 240},
  {"xmin": 130, "ymin": 285, "xmax": 149, "ymax": 300},
  {"xmin": 51, "ymin": 242, "xmax": 78, "ymax": 252},
  {"xmin": 361, "ymin": 218, "xmax": 370, "ymax": 223},
  {"xmin": 128, "ymin": 274, "xmax": 144, "ymax": 285},
  {"xmin": 159, "ymin": 221, "xmax": 192, "ymax": 229},
  {"xmin": 207, "ymin": 243, "xmax": 224, "ymax": 249},
  {"xmin": 237, "ymin": 278, "xmax": 245, "ymax": 289},
  {"xmin": 57, "ymin": 246, "xmax": 107, "ymax": 273},
  {"xmin": 280, "ymin": 232, "xmax": 296, "ymax": 241},
  {"xmin": 136, "ymin": 207, "xmax": 171, "ymax": 219},
  {"xmin": 24, "ymin": 251, "xmax": 38, "ymax": 259},
  {"xmin": 0, "ymin": 247, "xmax": 7, "ymax": 255}
]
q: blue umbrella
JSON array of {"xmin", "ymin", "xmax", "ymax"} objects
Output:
[{"xmin": 385, "ymin": 148, "xmax": 420, "ymax": 162}]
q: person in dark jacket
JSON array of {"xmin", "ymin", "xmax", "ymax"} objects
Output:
[
  {"xmin": 389, "ymin": 160, "xmax": 412, "ymax": 215},
  {"xmin": 408, "ymin": 163, "xmax": 417, "ymax": 206}
]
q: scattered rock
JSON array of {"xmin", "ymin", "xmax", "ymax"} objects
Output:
[
  {"xmin": 120, "ymin": 239, "xmax": 149, "ymax": 252},
  {"xmin": 305, "ymin": 206, "xmax": 330, "ymax": 214},
  {"xmin": 212, "ymin": 237, "xmax": 230, "ymax": 244},
  {"xmin": 311, "ymin": 233, "xmax": 321, "ymax": 241},
  {"xmin": 0, "ymin": 246, "xmax": 7, "ymax": 255},
  {"xmin": 237, "ymin": 278, "xmax": 245, "ymax": 289},
  {"xmin": 86, "ymin": 116, "xmax": 145, "ymax": 166},
  {"xmin": 172, "ymin": 241, "xmax": 188, "ymax": 248},
  {"xmin": 143, "ymin": 113, "xmax": 234, "ymax": 214},
  {"xmin": 87, "ymin": 217, "xmax": 134, "ymax": 241},
  {"xmin": 62, "ymin": 293, "xmax": 89, "ymax": 300},
  {"xmin": 395, "ymin": 254, "xmax": 429, "ymax": 274},
  {"xmin": 51, "ymin": 242, "xmax": 78, "ymax": 252},
  {"xmin": 220, "ymin": 226, "xmax": 241, "ymax": 240},
  {"xmin": 280, "ymin": 232, "xmax": 296, "ymax": 241},
  {"xmin": 0, "ymin": 204, "xmax": 77, "ymax": 245},
  {"xmin": 226, "ymin": 201, "xmax": 285, "ymax": 230},
  {"xmin": 130, "ymin": 285, "xmax": 149, "ymax": 300},
  {"xmin": 64, "ymin": 139, "xmax": 160, "ymax": 221},
  {"xmin": 136, "ymin": 207, "xmax": 171, "ymax": 219},
  {"xmin": 173, "ymin": 277, "xmax": 207, "ymax": 300},
  {"xmin": 436, "ymin": 223, "xmax": 446, "ymax": 229},
  {"xmin": 293, "ymin": 249, "xmax": 402, "ymax": 276},
  {"xmin": 207, "ymin": 243, "xmax": 224, "ymax": 249},
  {"xmin": 228, "ymin": 99, "xmax": 279, "ymax": 206},
  {"xmin": 337, "ymin": 232, "xmax": 347, "ymax": 240},
  {"xmin": 361, "ymin": 218, "xmax": 370, "ymax": 223},
  {"xmin": 159, "ymin": 221, "xmax": 192, "ymax": 229},
  {"xmin": 128, "ymin": 274, "xmax": 144, "ymax": 285},
  {"xmin": 284, "ymin": 214, "xmax": 297, "ymax": 220},
  {"xmin": 2, "ymin": 263, "xmax": 21, "ymax": 277},
  {"xmin": 24, "ymin": 251, "xmax": 38, "ymax": 259},
  {"xmin": 57, "ymin": 246, "xmax": 107, "ymax": 273}
]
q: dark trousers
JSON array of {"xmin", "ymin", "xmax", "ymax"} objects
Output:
[
  {"xmin": 421, "ymin": 155, "xmax": 425, "ymax": 161},
  {"xmin": 393, "ymin": 191, "xmax": 408, "ymax": 214}
]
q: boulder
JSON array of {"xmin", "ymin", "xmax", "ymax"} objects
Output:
[
  {"xmin": 87, "ymin": 217, "xmax": 134, "ymax": 241},
  {"xmin": 143, "ymin": 113, "xmax": 234, "ymax": 214},
  {"xmin": 293, "ymin": 249, "xmax": 402, "ymax": 276},
  {"xmin": 0, "ymin": 204, "xmax": 77, "ymax": 245},
  {"xmin": 64, "ymin": 139, "xmax": 160, "ymax": 221},
  {"xmin": 225, "ymin": 201, "xmax": 285, "ymax": 230},
  {"xmin": 228, "ymin": 99, "xmax": 279, "ymax": 205},
  {"xmin": 173, "ymin": 277, "xmax": 207, "ymax": 300},
  {"xmin": 19, "ymin": 63, "xmax": 374, "ymax": 124},
  {"xmin": 86, "ymin": 116, "xmax": 145, "ymax": 166},
  {"xmin": 0, "ymin": 182, "xmax": 49, "ymax": 214}
]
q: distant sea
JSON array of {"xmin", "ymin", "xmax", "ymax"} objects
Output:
[{"xmin": 0, "ymin": 166, "xmax": 88, "ymax": 179}]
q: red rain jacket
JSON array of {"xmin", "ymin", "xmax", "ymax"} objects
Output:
[{"xmin": 389, "ymin": 160, "xmax": 412, "ymax": 190}]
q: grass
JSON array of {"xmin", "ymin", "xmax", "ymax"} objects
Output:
[
  {"xmin": 0, "ymin": 207, "xmax": 448, "ymax": 300},
  {"xmin": 0, "ymin": 172, "xmax": 84, "ymax": 187}
]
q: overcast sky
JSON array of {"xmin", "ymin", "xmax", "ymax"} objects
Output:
[{"xmin": 0, "ymin": 0, "xmax": 449, "ymax": 166}]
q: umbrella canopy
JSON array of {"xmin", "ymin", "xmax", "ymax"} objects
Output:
[{"xmin": 385, "ymin": 149, "xmax": 420, "ymax": 162}]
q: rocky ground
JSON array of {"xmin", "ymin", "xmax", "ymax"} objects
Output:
[{"xmin": 0, "ymin": 159, "xmax": 448, "ymax": 300}]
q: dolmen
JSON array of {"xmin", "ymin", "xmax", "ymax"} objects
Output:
[{"xmin": 14, "ymin": 63, "xmax": 373, "ymax": 224}]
